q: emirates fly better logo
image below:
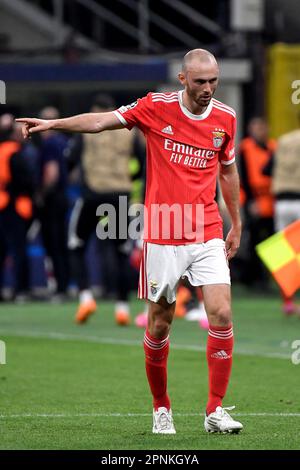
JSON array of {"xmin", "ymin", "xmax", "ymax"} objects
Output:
[{"xmin": 0, "ymin": 81, "xmax": 6, "ymax": 104}]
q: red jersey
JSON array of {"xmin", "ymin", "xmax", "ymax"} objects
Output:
[{"xmin": 114, "ymin": 91, "xmax": 236, "ymax": 244}]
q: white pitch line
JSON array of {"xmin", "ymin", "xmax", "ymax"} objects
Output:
[
  {"xmin": 0, "ymin": 328, "xmax": 292, "ymax": 360},
  {"xmin": 0, "ymin": 412, "xmax": 300, "ymax": 419}
]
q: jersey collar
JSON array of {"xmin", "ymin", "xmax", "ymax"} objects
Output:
[{"xmin": 178, "ymin": 90, "xmax": 213, "ymax": 121}]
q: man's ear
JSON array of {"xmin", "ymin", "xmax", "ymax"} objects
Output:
[{"xmin": 178, "ymin": 72, "xmax": 186, "ymax": 86}]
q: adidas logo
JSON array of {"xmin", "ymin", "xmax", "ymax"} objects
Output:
[
  {"xmin": 161, "ymin": 125, "xmax": 174, "ymax": 135},
  {"xmin": 211, "ymin": 350, "xmax": 231, "ymax": 360}
]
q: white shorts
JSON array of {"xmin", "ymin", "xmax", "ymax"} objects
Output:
[{"xmin": 138, "ymin": 238, "xmax": 231, "ymax": 304}]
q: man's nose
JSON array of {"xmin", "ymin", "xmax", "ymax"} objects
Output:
[{"xmin": 203, "ymin": 82, "xmax": 212, "ymax": 93}]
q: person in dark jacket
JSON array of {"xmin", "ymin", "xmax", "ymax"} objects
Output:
[{"xmin": 0, "ymin": 119, "xmax": 35, "ymax": 299}]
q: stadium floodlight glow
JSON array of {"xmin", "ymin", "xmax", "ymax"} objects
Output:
[{"xmin": 0, "ymin": 81, "xmax": 6, "ymax": 104}]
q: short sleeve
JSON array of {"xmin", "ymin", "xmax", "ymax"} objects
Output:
[
  {"xmin": 219, "ymin": 116, "xmax": 236, "ymax": 165},
  {"xmin": 113, "ymin": 93, "xmax": 154, "ymax": 132}
]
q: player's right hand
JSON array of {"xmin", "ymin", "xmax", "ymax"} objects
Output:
[{"xmin": 15, "ymin": 118, "xmax": 52, "ymax": 139}]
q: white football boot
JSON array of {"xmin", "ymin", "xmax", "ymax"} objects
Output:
[
  {"xmin": 204, "ymin": 406, "xmax": 243, "ymax": 434},
  {"xmin": 152, "ymin": 407, "xmax": 176, "ymax": 434}
]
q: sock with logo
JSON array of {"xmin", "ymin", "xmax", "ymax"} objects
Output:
[
  {"xmin": 144, "ymin": 330, "xmax": 170, "ymax": 411},
  {"xmin": 206, "ymin": 324, "xmax": 234, "ymax": 415}
]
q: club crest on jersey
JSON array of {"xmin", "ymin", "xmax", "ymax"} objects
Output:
[
  {"xmin": 212, "ymin": 129, "xmax": 225, "ymax": 148},
  {"xmin": 150, "ymin": 280, "xmax": 158, "ymax": 295}
]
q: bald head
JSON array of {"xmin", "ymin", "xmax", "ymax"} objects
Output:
[
  {"xmin": 39, "ymin": 106, "xmax": 60, "ymax": 120},
  {"xmin": 0, "ymin": 113, "xmax": 14, "ymax": 130},
  {"xmin": 38, "ymin": 106, "xmax": 60, "ymax": 137},
  {"xmin": 178, "ymin": 49, "xmax": 219, "ymax": 114},
  {"xmin": 182, "ymin": 49, "xmax": 218, "ymax": 73}
]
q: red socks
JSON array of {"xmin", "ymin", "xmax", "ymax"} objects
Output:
[
  {"xmin": 206, "ymin": 324, "xmax": 234, "ymax": 415},
  {"xmin": 143, "ymin": 325, "xmax": 233, "ymax": 415},
  {"xmin": 144, "ymin": 330, "xmax": 170, "ymax": 411}
]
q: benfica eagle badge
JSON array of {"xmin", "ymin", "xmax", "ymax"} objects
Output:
[{"xmin": 212, "ymin": 129, "xmax": 225, "ymax": 148}]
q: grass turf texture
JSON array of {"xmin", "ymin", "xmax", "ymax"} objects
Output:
[{"xmin": 0, "ymin": 286, "xmax": 300, "ymax": 450}]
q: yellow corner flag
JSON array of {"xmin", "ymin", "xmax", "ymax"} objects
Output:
[{"xmin": 256, "ymin": 219, "xmax": 300, "ymax": 297}]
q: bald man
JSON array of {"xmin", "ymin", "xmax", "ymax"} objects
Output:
[{"xmin": 17, "ymin": 49, "xmax": 243, "ymax": 435}]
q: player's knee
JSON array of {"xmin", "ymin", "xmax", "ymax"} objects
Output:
[
  {"xmin": 152, "ymin": 318, "xmax": 170, "ymax": 338},
  {"xmin": 148, "ymin": 299, "xmax": 174, "ymax": 337},
  {"xmin": 209, "ymin": 306, "xmax": 232, "ymax": 326},
  {"xmin": 149, "ymin": 311, "xmax": 171, "ymax": 338}
]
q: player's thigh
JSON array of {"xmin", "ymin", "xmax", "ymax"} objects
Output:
[
  {"xmin": 186, "ymin": 239, "xmax": 230, "ymax": 287},
  {"xmin": 139, "ymin": 243, "xmax": 189, "ymax": 304},
  {"xmin": 202, "ymin": 283, "xmax": 232, "ymax": 325}
]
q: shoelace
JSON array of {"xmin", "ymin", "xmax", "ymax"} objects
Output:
[
  {"xmin": 217, "ymin": 406, "xmax": 235, "ymax": 421},
  {"xmin": 158, "ymin": 411, "xmax": 171, "ymax": 430}
]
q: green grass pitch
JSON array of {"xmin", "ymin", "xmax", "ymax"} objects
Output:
[{"xmin": 0, "ymin": 287, "xmax": 300, "ymax": 450}]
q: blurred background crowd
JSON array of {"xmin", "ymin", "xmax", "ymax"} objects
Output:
[{"xmin": 0, "ymin": 0, "xmax": 300, "ymax": 318}]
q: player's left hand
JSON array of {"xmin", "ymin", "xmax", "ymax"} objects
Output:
[{"xmin": 225, "ymin": 225, "xmax": 241, "ymax": 260}]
